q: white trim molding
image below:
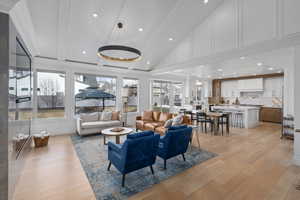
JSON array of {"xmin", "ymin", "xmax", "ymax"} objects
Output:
[
  {"xmin": 9, "ymin": 0, "xmax": 39, "ymax": 56},
  {"xmin": 0, "ymin": 0, "xmax": 20, "ymax": 13}
]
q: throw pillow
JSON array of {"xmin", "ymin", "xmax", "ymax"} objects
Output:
[
  {"xmin": 111, "ymin": 111, "xmax": 120, "ymax": 120},
  {"xmin": 164, "ymin": 119, "xmax": 173, "ymax": 128},
  {"xmin": 101, "ymin": 112, "xmax": 112, "ymax": 121},
  {"xmin": 152, "ymin": 111, "xmax": 160, "ymax": 121},
  {"xmin": 142, "ymin": 110, "xmax": 153, "ymax": 121},
  {"xmin": 172, "ymin": 114, "xmax": 183, "ymax": 126},
  {"xmin": 80, "ymin": 112, "xmax": 99, "ymax": 122},
  {"xmin": 159, "ymin": 112, "xmax": 171, "ymax": 122}
]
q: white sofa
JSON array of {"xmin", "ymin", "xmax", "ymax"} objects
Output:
[{"xmin": 76, "ymin": 111, "xmax": 123, "ymax": 136}]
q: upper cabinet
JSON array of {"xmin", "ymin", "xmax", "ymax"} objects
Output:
[{"xmin": 238, "ymin": 78, "xmax": 264, "ymax": 92}]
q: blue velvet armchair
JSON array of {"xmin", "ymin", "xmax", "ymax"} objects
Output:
[
  {"xmin": 157, "ymin": 125, "xmax": 193, "ymax": 169},
  {"xmin": 107, "ymin": 131, "xmax": 160, "ymax": 187}
]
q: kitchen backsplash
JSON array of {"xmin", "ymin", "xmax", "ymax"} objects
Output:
[
  {"xmin": 223, "ymin": 96, "xmax": 282, "ymax": 107},
  {"xmin": 221, "ymin": 77, "xmax": 283, "ymax": 108}
]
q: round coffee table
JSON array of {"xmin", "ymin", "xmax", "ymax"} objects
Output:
[{"xmin": 102, "ymin": 127, "xmax": 133, "ymax": 145}]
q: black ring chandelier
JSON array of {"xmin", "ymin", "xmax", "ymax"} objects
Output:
[
  {"xmin": 97, "ymin": 22, "xmax": 142, "ymax": 62},
  {"xmin": 97, "ymin": 45, "xmax": 141, "ymax": 62}
]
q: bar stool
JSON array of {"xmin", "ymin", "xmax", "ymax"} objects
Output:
[
  {"xmin": 235, "ymin": 112, "xmax": 244, "ymax": 128},
  {"xmin": 231, "ymin": 111, "xmax": 237, "ymax": 128}
]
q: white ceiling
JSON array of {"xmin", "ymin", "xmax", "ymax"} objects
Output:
[
  {"xmin": 26, "ymin": 0, "xmax": 224, "ymax": 69},
  {"xmin": 0, "ymin": 0, "xmax": 20, "ymax": 12},
  {"xmin": 164, "ymin": 48, "xmax": 293, "ymax": 79}
]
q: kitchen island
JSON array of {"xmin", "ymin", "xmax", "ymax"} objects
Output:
[{"xmin": 213, "ymin": 105, "xmax": 260, "ymax": 128}]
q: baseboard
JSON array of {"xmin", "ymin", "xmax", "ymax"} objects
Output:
[{"xmin": 50, "ymin": 132, "xmax": 75, "ymax": 136}]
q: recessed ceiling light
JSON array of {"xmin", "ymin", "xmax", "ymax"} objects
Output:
[
  {"xmin": 82, "ymin": 50, "xmax": 86, "ymax": 54},
  {"xmin": 138, "ymin": 28, "xmax": 143, "ymax": 32},
  {"xmin": 92, "ymin": 13, "xmax": 98, "ymax": 18},
  {"xmin": 168, "ymin": 37, "xmax": 174, "ymax": 41},
  {"xmin": 146, "ymin": 61, "xmax": 150, "ymax": 65},
  {"xmin": 240, "ymin": 56, "xmax": 245, "ymax": 60},
  {"xmin": 268, "ymin": 67, "xmax": 274, "ymax": 70},
  {"xmin": 204, "ymin": 0, "xmax": 209, "ymax": 4},
  {"xmin": 278, "ymin": 70, "xmax": 282, "ymax": 73},
  {"xmin": 257, "ymin": 62, "xmax": 263, "ymax": 66},
  {"xmin": 217, "ymin": 68, "xmax": 223, "ymax": 72},
  {"xmin": 207, "ymin": 75, "xmax": 211, "ymax": 78}
]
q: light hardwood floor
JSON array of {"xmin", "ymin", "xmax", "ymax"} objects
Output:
[{"xmin": 14, "ymin": 123, "xmax": 300, "ymax": 200}]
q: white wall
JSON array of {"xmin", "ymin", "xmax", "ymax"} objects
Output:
[
  {"xmin": 293, "ymin": 45, "xmax": 300, "ymax": 166},
  {"xmin": 31, "ymin": 58, "xmax": 184, "ymax": 135},
  {"xmin": 159, "ymin": 0, "xmax": 300, "ymax": 69}
]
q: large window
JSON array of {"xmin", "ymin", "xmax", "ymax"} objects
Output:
[
  {"xmin": 152, "ymin": 80, "xmax": 183, "ymax": 112},
  {"xmin": 173, "ymin": 82, "xmax": 184, "ymax": 107},
  {"xmin": 122, "ymin": 78, "xmax": 138, "ymax": 112},
  {"xmin": 74, "ymin": 74, "xmax": 116, "ymax": 113},
  {"xmin": 37, "ymin": 71, "xmax": 65, "ymax": 118}
]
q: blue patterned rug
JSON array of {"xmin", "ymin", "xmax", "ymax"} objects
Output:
[{"xmin": 71, "ymin": 134, "xmax": 217, "ymax": 200}]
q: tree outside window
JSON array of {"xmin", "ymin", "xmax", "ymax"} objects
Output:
[
  {"xmin": 152, "ymin": 80, "xmax": 183, "ymax": 112},
  {"xmin": 122, "ymin": 79, "xmax": 138, "ymax": 112},
  {"xmin": 37, "ymin": 71, "xmax": 65, "ymax": 118}
]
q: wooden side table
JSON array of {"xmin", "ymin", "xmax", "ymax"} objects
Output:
[{"xmin": 102, "ymin": 127, "xmax": 133, "ymax": 145}]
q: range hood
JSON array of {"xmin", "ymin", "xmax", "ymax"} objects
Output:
[{"xmin": 238, "ymin": 78, "xmax": 264, "ymax": 92}]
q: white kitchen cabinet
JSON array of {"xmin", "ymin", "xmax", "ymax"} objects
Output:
[{"xmin": 238, "ymin": 78, "xmax": 263, "ymax": 92}]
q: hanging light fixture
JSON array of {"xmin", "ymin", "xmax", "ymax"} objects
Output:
[{"xmin": 97, "ymin": 22, "xmax": 142, "ymax": 62}]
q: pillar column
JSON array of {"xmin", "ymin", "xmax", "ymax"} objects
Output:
[{"xmin": 294, "ymin": 46, "xmax": 300, "ymax": 166}]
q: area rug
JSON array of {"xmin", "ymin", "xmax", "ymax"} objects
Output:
[{"xmin": 71, "ymin": 134, "xmax": 217, "ymax": 200}]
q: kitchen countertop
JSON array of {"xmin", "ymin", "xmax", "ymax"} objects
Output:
[
  {"xmin": 214, "ymin": 105, "xmax": 260, "ymax": 111},
  {"xmin": 217, "ymin": 104, "xmax": 282, "ymax": 109},
  {"xmin": 212, "ymin": 105, "xmax": 260, "ymax": 128}
]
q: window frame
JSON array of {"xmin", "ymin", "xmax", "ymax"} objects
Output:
[
  {"xmin": 74, "ymin": 73, "xmax": 118, "ymax": 114},
  {"xmin": 122, "ymin": 78, "xmax": 139, "ymax": 113},
  {"xmin": 151, "ymin": 80, "xmax": 184, "ymax": 112},
  {"xmin": 36, "ymin": 69, "xmax": 66, "ymax": 119}
]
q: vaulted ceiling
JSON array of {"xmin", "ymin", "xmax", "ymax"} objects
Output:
[
  {"xmin": 26, "ymin": 0, "xmax": 224, "ymax": 70},
  {"xmin": 160, "ymin": 48, "xmax": 292, "ymax": 79}
]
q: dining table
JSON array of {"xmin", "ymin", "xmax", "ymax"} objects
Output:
[
  {"xmin": 182, "ymin": 110, "xmax": 225, "ymax": 135},
  {"xmin": 205, "ymin": 112, "xmax": 224, "ymax": 135}
]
